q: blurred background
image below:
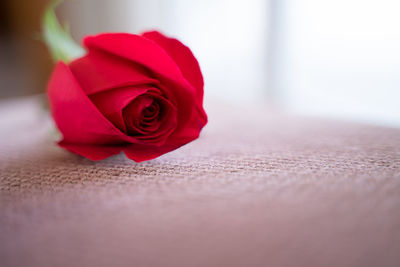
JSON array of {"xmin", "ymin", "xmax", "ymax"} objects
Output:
[{"xmin": 0, "ymin": 0, "xmax": 399, "ymax": 127}]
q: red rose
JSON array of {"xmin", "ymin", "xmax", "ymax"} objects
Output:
[{"xmin": 47, "ymin": 31, "xmax": 207, "ymax": 162}]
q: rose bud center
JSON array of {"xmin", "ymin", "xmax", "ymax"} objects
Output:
[{"xmin": 122, "ymin": 92, "xmax": 177, "ymax": 141}]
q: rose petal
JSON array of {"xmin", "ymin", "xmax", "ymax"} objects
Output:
[
  {"xmin": 123, "ymin": 142, "xmax": 180, "ymax": 163},
  {"xmin": 69, "ymin": 49, "xmax": 159, "ymax": 95},
  {"xmin": 141, "ymin": 31, "xmax": 204, "ymax": 105},
  {"xmin": 89, "ymin": 86, "xmax": 151, "ymax": 132},
  {"xmin": 168, "ymin": 108, "xmax": 204, "ymax": 143},
  {"xmin": 84, "ymin": 33, "xmax": 193, "ymax": 93},
  {"xmin": 47, "ymin": 62, "xmax": 141, "ymax": 145},
  {"xmin": 59, "ymin": 141, "xmax": 124, "ymax": 161}
]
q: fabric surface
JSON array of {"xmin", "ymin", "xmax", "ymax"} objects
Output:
[{"xmin": 1, "ymin": 96, "xmax": 400, "ymax": 267}]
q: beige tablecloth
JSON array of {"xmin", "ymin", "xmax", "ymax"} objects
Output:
[{"xmin": 1, "ymin": 96, "xmax": 400, "ymax": 267}]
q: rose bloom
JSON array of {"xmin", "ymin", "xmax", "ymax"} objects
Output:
[{"xmin": 47, "ymin": 31, "xmax": 207, "ymax": 162}]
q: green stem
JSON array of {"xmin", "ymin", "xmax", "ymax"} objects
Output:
[{"xmin": 42, "ymin": 0, "xmax": 86, "ymax": 63}]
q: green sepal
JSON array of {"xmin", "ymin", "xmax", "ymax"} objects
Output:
[{"xmin": 42, "ymin": 0, "xmax": 86, "ymax": 63}]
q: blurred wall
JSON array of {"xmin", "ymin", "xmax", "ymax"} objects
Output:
[
  {"xmin": 0, "ymin": 0, "xmax": 53, "ymax": 98},
  {"xmin": 62, "ymin": 0, "xmax": 270, "ymax": 104},
  {"xmin": 270, "ymin": 0, "xmax": 400, "ymax": 126},
  {"xmin": 1, "ymin": 0, "xmax": 270, "ymax": 104},
  {"xmin": 1, "ymin": 0, "xmax": 398, "ymax": 127}
]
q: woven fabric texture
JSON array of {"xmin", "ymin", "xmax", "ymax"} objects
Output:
[{"xmin": 1, "ymin": 97, "xmax": 400, "ymax": 267}]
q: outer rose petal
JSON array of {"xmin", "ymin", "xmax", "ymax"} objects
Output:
[
  {"xmin": 69, "ymin": 49, "xmax": 159, "ymax": 95},
  {"xmin": 123, "ymin": 142, "xmax": 183, "ymax": 163},
  {"xmin": 59, "ymin": 142, "xmax": 124, "ymax": 161},
  {"xmin": 141, "ymin": 31, "xmax": 204, "ymax": 104},
  {"xmin": 83, "ymin": 33, "xmax": 193, "ymax": 92},
  {"xmin": 47, "ymin": 62, "xmax": 140, "ymax": 146}
]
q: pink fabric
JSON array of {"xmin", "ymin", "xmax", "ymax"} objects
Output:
[{"xmin": 1, "ymin": 97, "xmax": 400, "ymax": 267}]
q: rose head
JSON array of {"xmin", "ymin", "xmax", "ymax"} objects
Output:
[{"xmin": 47, "ymin": 31, "xmax": 207, "ymax": 162}]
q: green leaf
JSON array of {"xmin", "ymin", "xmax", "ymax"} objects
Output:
[{"xmin": 42, "ymin": 0, "xmax": 86, "ymax": 63}]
